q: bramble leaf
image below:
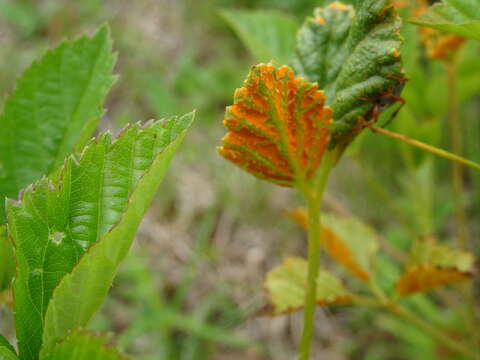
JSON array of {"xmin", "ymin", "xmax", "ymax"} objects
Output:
[
  {"xmin": 42, "ymin": 332, "xmax": 128, "ymax": 360},
  {"xmin": 0, "ymin": 226, "xmax": 14, "ymax": 291},
  {"xmin": 263, "ymin": 257, "xmax": 350, "ymax": 315},
  {"xmin": 396, "ymin": 238, "xmax": 475, "ymax": 295},
  {"xmin": 7, "ymin": 113, "xmax": 194, "ymax": 360},
  {"xmin": 0, "ymin": 348, "xmax": 17, "ymax": 360},
  {"xmin": 0, "ymin": 335, "xmax": 15, "ymax": 357},
  {"xmin": 0, "ymin": 25, "xmax": 116, "ymax": 223},
  {"xmin": 295, "ymin": 1, "xmax": 405, "ymax": 149},
  {"xmin": 219, "ymin": 63, "xmax": 332, "ymax": 186},
  {"xmin": 219, "ymin": 9, "xmax": 299, "ymax": 64},
  {"xmin": 411, "ymin": 0, "xmax": 480, "ymax": 40},
  {"xmin": 288, "ymin": 209, "xmax": 378, "ymax": 281},
  {"xmin": 294, "ymin": 2, "xmax": 355, "ymax": 96}
]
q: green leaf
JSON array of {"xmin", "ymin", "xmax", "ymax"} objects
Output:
[
  {"xmin": 295, "ymin": 1, "xmax": 405, "ymax": 150},
  {"xmin": 263, "ymin": 257, "xmax": 350, "ymax": 315},
  {"xmin": 42, "ymin": 332, "xmax": 128, "ymax": 360},
  {"xmin": 411, "ymin": 0, "xmax": 480, "ymax": 40},
  {"xmin": 294, "ymin": 3, "xmax": 355, "ymax": 97},
  {"xmin": 7, "ymin": 112, "xmax": 194, "ymax": 360},
  {"xmin": 0, "ymin": 348, "xmax": 17, "ymax": 360},
  {"xmin": 0, "ymin": 225, "xmax": 14, "ymax": 291},
  {"xmin": 0, "ymin": 335, "xmax": 15, "ymax": 356},
  {"xmin": 0, "ymin": 25, "xmax": 117, "ymax": 223},
  {"xmin": 219, "ymin": 9, "xmax": 299, "ymax": 64}
]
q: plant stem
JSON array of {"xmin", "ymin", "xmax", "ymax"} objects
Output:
[
  {"xmin": 445, "ymin": 59, "xmax": 480, "ymax": 356},
  {"xmin": 369, "ymin": 125, "xmax": 480, "ymax": 171},
  {"xmin": 445, "ymin": 60, "xmax": 468, "ymax": 249},
  {"xmin": 386, "ymin": 301, "xmax": 476, "ymax": 359},
  {"xmin": 298, "ymin": 155, "xmax": 334, "ymax": 360}
]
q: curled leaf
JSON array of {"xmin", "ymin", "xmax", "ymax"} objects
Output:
[
  {"xmin": 219, "ymin": 63, "xmax": 332, "ymax": 186},
  {"xmin": 262, "ymin": 257, "xmax": 350, "ymax": 316},
  {"xmin": 295, "ymin": 0, "xmax": 405, "ymax": 150},
  {"xmin": 396, "ymin": 238, "xmax": 475, "ymax": 295}
]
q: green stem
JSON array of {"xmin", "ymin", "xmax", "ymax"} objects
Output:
[
  {"xmin": 298, "ymin": 154, "xmax": 334, "ymax": 360},
  {"xmin": 369, "ymin": 126, "xmax": 480, "ymax": 171},
  {"xmin": 386, "ymin": 301, "xmax": 476, "ymax": 359},
  {"xmin": 445, "ymin": 59, "xmax": 480, "ymax": 356},
  {"xmin": 445, "ymin": 60, "xmax": 468, "ymax": 249}
]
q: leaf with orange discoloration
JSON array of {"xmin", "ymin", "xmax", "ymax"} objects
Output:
[
  {"xmin": 218, "ymin": 63, "xmax": 332, "ymax": 187},
  {"xmin": 396, "ymin": 265, "xmax": 471, "ymax": 296},
  {"xmin": 396, "ymin": 238, "xmax": 475, "ymax": 296},
  {"xmin": 288, "ymin": 208, "xmax": 378, "ymax": 281}
]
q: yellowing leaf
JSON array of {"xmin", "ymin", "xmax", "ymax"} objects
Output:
[
  {"xmin": 288, "ymin": 208, "xmax": 378, "ymax": 281},
  {"xmin": 396, "ymin": 238, "xmax": 475, "ymax": 295},
  {"xmin": 219, "ymin": 63, "xmax": 332, "ymax": 186},
  {"xmin": 396, "ymin": 265, "xmax": 471, "ymax": 296},
  {"xmin": 263, "ymin": 257, "xmax": 350, "ymax": 315}
]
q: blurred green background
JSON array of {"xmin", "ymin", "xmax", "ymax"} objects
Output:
[{"xmin": 0, "ymin": 0, "xmax": 478, "ymax": 359}]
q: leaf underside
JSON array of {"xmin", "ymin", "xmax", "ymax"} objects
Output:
[
  {"xmin": 7, "ymin": 113, "xmax": 194, "ymax": 360},
  {"xmin": 0, "ymin": 25, "xmax": 116, "ymax": 223},
  {"xmin": 396, "ymin": 239, "xmax": 475, "ymax": 295},
  {"xmin": 263, "ymin": 257, "xmax": 350, "ymax": 315},
  {"xmin": 411, "ymin": 0, "xmax": 480, "ymax": 40},
  {"xmin": 295, "ymin": 0, "xmax": 405, "ymax": 150},
  {"xmin": 219, "ymin": 63, "xmax": 332, "ymax": 187},
  {"xmin": 42, "ymin": 332, "xmax": 128, "ymax": 360}
]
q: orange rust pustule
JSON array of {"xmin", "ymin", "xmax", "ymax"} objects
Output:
[
  {"xmin": 219, "ymin": 63, "xmax": 332, "ymax": 186},
  {"xmin": 328, "ymin": 2, "xmax": 351, "ymax": 10},
  {"xmin": 396, "ymin": 265, "xmax": 471, "ymax": 295}
]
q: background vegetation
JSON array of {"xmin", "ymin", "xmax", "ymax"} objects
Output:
[{"xmin": 0, "ymin": 0, "xmax": 478, "ymax": 359}]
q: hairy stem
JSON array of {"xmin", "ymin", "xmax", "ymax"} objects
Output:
[
  {"xmin": 369, "ymin": 126, "xmax": 480, "ymax": 171},
  {"xmin": 298, "ymin": 155, "xmax": 333, "ymax": 360}
]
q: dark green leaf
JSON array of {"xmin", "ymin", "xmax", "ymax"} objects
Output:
[{"xmin": 295, "ymin": 1, "xmax": 405, "ymax": 150}]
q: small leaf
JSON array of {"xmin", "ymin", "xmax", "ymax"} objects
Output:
[
  {"xmin": 396, "ymin": 238, "xmax": 475, "ymax": 295},
  {"xmin": 263, "ymin": 257, "xmax": 350, "ymax": 315},
  {"xmin": 0, "ymin": 226, "xmax": 14, "ymax": 291},
  {"xmin": 42, "ymin": 332, "xmax": 128, "ymax": 360},
  {"xmin": 288, "ymin": 208, "xmax": 378, "ymax": 281},
  {"xmin": 219, "ymin": 9, "xmax": 299, "ymax": 64},
  {"xmin": 0, "ymin": 26, "xmax": 116, "ymax": 224},
  {"xmin": 295, "ymin": 1, "xmax": 405, "ymax": 150},
  {"xmin": 411, "ymin": 0, "xmax": 480, "ymax": 40},
  {"xmin": 7, "ymin": 113, "xmax": 194, "ymax": 360},
  {"xmin": 218, "ymin": 63, "xmax": 332, "ymax": 186}
]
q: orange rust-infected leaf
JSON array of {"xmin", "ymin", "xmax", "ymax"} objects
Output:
[
  {"xmin": 287, "ymin": 208, "xmax": 371, "ymax": 281},
  {"xmin": 219, "ymin": 63, "xmax": 332, "ymax": 186},
  {"xmin": 396, "ymin": 265, "xmax": 471, "ymax": 295}
]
